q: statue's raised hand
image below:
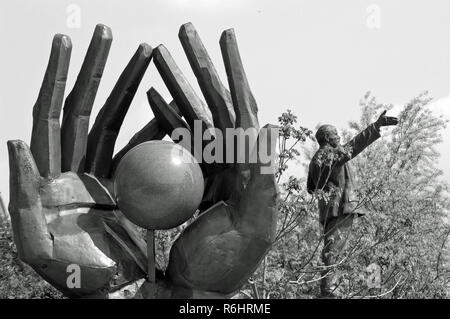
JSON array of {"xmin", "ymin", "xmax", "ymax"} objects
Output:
[
  {"xmin": 8, "ymin": 25, "xmax": 155, "ymax": 298},
  {"xmin": 138, "ymin": 23, "xmax": 279, "ymax": 298},
  {"xmin": 374, "ymin": 110, "xmax": 399, "ymax": 128}
]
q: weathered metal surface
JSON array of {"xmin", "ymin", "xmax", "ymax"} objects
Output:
[
  {"xmin": 114, "ymin": 141, "xmax": 204, "ymax": 230},
  {"xmin": 8, "ymin": 23, "xmax": 279, "ymax": 299}
]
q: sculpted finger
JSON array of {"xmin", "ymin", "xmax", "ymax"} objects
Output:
[
  {"xmin": 220, "ymin": 29, "xmax": 259, "ymax": 171},
  {"xmin": 179, "ymin": 23, "xmax": 235, "ymax": 131},
  {"xmin": 111, "ymin": 99, "xmax": 182, "ymax": 173},
  {"xmin": 7, "ymin": 140, "xmax": 53, "ymax": 262},
  {"xmin": 146, "ymin": 88, "xmax": 218, "ymax": 175},
  {"xmin": 147, "ymin": 88, "xmax": 190, "ymax": 137},
  {"xmin": 237, "ymin": 124, "xmax": 279, "ymax": 241},
  {"xmin": 146, "ymin": 88, "xmax": 205, "ymax": 160},
  {"xmin": 152, "ymin": 44, "xmax": 213, "ymax": 131},
  {"xmin": 111, "ymin": 118, "xmax": 165, "ymax": 173},
  {"xmin": 250, "ymin": 124, "xmax": 279, "ymax": 178},
  {"xmin": 86, "ymin": 43, "xmax": 153, "ymax": 178},
  {"xmin": 61, "ymin": 24, "xmax": 113, "ymax": 173},
  {"xmin": 112, "ymin": 101, "xmax": 180, "ymax": 173},
  {"xmin": 31, "ymin": 34, "xmax": 72, "ymax": 177},
  {"xmin": 219, "ymin": 29, "xmax": 259, "ymax": 131}
]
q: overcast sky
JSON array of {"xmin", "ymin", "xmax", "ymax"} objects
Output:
[{"xmin": 0, "ymin": 0, "xmax": 449, "ymax": 202}]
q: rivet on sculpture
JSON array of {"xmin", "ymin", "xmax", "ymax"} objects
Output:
[{"xmin": 6, "ymin": 22, "xmax": 279, "ymax": 298}]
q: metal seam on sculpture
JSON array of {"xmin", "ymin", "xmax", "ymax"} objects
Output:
[
  {"xmin": 36, "ymin": 258, "xmax": 117, "ymax": 270},
  {"xmin": 102, "ymin": 220, "xmax": 147, "ymax": 274},
  {"xmin": 54, "ymin": 202, "xmax": 117, "ymax": 210},
  {"xmin": 85, "ymin": 173, "xmax": 116, "ymax": 202},
  {"xmin": 201, "ymin": 200, "xmax": 233, "ymax": 213}
]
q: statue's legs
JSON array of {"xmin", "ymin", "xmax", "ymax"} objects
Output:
[{"xmin": 320, "ymin": 214, "xmax": 355, "ymax": 298}]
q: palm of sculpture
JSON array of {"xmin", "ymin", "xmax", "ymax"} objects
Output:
[{"xmin": 8, "ymin": 23, "xmax": 278, "ymax": 298}]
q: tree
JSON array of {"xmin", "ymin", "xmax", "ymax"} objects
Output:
[
  {"xmin": 340, "ymin": 92, "xmax": 450, "ymax": 298},
  {"xmin": 245, "ymin": 92, "xmax": 450, "ymax": 299}
]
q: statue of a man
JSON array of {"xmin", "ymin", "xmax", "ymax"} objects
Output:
[{"xmin": 307, "ymin": 111, "xmax": 398, "ymax": 298}]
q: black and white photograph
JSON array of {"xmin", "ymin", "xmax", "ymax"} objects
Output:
[{"xmin": 0, "ymin": 0, "xmax": 449, "ymax": 308}]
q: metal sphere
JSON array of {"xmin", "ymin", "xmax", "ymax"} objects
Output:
[{"xmin": 114, "ymin": 141, "xmax": 204, "ymax": 229}]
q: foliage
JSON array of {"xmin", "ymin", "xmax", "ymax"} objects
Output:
[
  {"xmin": 245, "ymin": 92, "xmax": 450, "ymax": 299},
  {"xmin": 341, "ymin": 92, "xmax": 450, "ymax": 298},
  {"xmin": 0, "ymin": 219, "xmax": 62, "ymax": 299}
]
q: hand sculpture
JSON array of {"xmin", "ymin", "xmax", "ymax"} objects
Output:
[
  {"xmin": 8, "ymin": 24, "xmax": 153, "ymax": 298},
  {"xmin": 7, "ymin": 22, "xmax": 279, "ymax": 299}
]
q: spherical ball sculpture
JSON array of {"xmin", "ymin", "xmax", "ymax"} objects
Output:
[{"xmin": 114, "ymin": 141, "xmax": 204, "ymax": 230}]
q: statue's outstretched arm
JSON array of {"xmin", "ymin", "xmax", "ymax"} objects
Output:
[{"xmin": 345, "ymin": 110, "xmax": 398, "ymax": 159}]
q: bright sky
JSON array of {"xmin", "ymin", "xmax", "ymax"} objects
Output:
[{"xmin": 0, "ymin": 0, "xmax": 449, "ymax": 202}]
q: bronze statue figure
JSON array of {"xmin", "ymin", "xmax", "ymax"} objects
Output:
[
  {"xmin": 307, "ymin": 112, "xmax": 398, "ymax": 298},
  {"xmin": 7, "ymin": 23, "xmax": 279, "ymax": 298}
]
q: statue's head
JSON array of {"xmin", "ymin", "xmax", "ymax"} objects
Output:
[{"xmin": 315, "ymin": 124, "xmax": 341, "ymax": 147}]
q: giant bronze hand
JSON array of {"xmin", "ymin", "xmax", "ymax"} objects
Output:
[
  {"xmin": 7, "ymin": 24, "xmax": 154, "ymax": 298},
  {"xmin": 8, "ymin": 23, "xmax": 279, "ymax": 299},
  {"xmin": 140, "ymin": 23, "xmax": 279, "ymax": 298}
]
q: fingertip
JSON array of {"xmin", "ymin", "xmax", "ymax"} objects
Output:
[
  {"xmin": 220, "ymin": 28, "xmax": 235, "ymax": 38},
  {"xmin": 53, "ymin": 33, "xmax": 72, "ymax": 50},
  {"xmin": 179, "ymin": 22, "xmax": 195, "ymax": 36},
  {"xmin": 152, "ymin": 44, "xmax": 166, "ymax": 62},
  {"xmin": 7, "ymin": 139, "xmax": 17, "ymax": 151},
  {"xmin": 7, "ymin": 140, "xmax": 41, "ymax": 205},
  {"xmin": 94, "ymin": 23, "xmax": 113, "ymax": 40},
  {"xmin": 138, "ymin": 43, "xmax": 153, "ymax": 58},
  {"xmin": 219, "ymin": 29, "xmax": 236, "ymax": 47},
  {"xmin": 155, "ymin": 44, "xmax": 166, "ymax": 53},
  {"xmin": 7, "ymin": 140, "xmax": 39, "ymax": 172},
  {"xmin": 146, "ymin": 86, "xmax": 189, "ymax": 135},
  {"xmin": 147, "ymin": 87, "xmax": 163, "ymax": 107},
  {"xmin": 147, "ymin": 86, "xmax": 158, "ymax": 98},
  {"xmin": 7, "ymin": 140, "xmax": 30, "ymax": 161}
]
